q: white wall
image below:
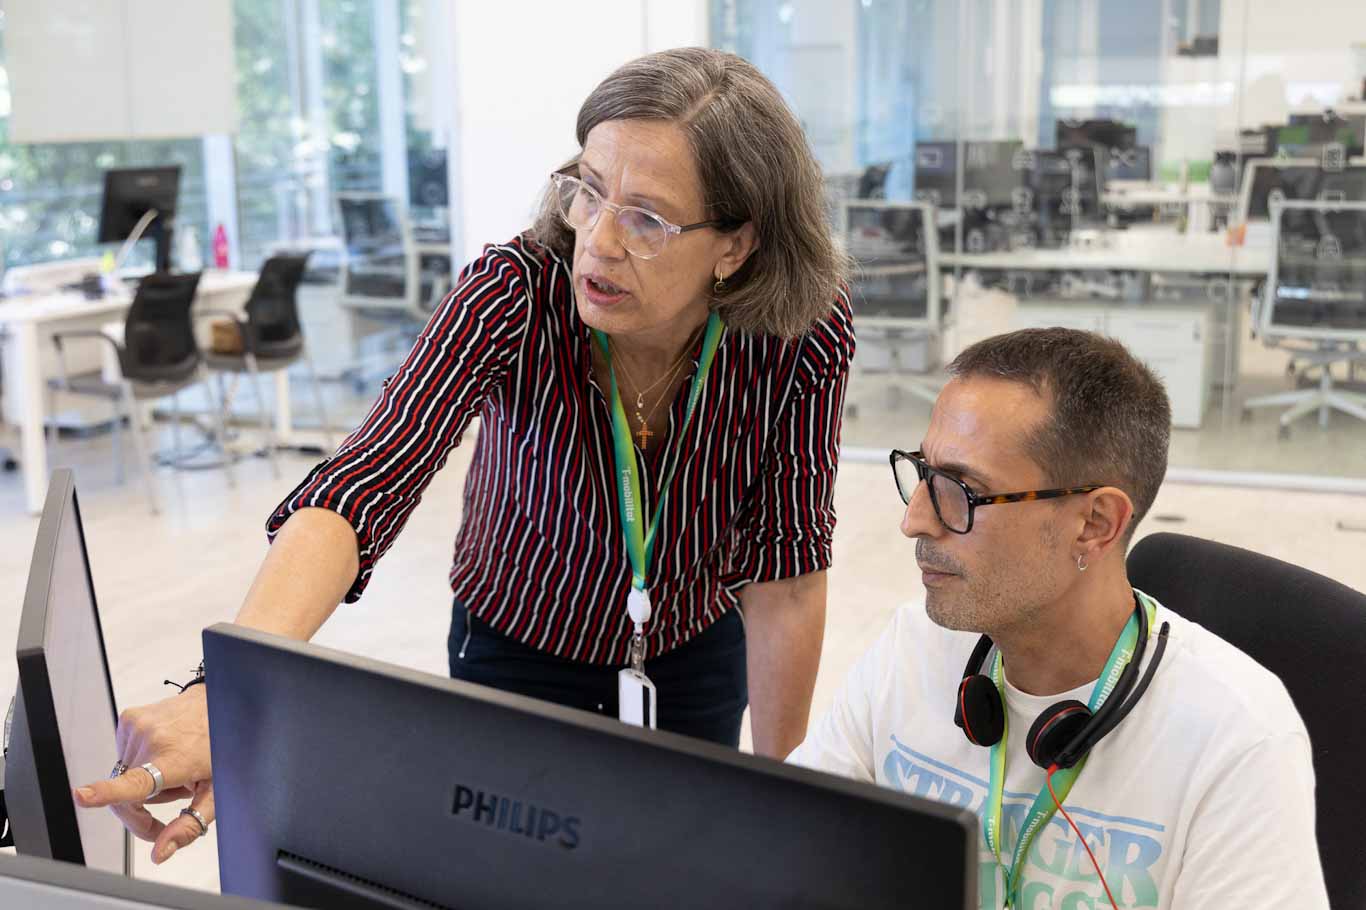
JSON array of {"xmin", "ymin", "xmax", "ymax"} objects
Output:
[
  {"xmin": 4, "ymin": 0, "xmax": 239, "ymax": 143},
  {"xmin": 447, "ymin": 0, "xmax": 707, "ymax": 262},
  {"xmin": 1217, "ymin": 0, "xmax": 1366, "ymax": 140}
]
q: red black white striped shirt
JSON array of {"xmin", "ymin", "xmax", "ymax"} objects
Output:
[{"xmin": 267, "ymin": 235, "xmax": 855, "ymax": 665}]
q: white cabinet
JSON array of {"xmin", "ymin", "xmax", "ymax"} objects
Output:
[
  {"xmin": 1107, "ymin": 308, "xmax": 1212, "ymax": 430},
  {"xmin": 1013, "ymin": 302, "xmax": 1212, "ymax": 428}
]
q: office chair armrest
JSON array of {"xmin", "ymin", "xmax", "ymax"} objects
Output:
[{"xmin": 49, "ymin": 329, "xmax": 125, "ymax": 388}]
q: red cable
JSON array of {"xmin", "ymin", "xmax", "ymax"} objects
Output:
[{"xmin": 1046, "ymin": 765, "xmax": 1120, "ymax": 910}]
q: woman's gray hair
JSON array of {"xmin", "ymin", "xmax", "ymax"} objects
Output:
[{"xmin": 528, "ymin": 47, "xmax": 849, "ymax": 341}]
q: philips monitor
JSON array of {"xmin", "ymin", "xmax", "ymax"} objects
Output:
[
  {"xmin": 205, "ymin": 624, "xmax": 979, "ymax": 910},
  {"xmin": 97, "ymin": 166, "xmax": 181, "ymax": 274},
  {"xmin": 2, "ymin": 468, "xmax": 129, "ymax": 874},
  {"xmin": 0, "ymin": 853, "xmax": 289, "ymax": 910}
]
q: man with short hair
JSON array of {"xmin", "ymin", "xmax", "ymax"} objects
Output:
[{"xmin": 791, "ymin": 329, "xmax": 1327, "ymax": 908}]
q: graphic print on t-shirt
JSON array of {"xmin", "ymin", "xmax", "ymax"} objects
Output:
[{"xmin": 884, "ymin": 736, "xmax": 1164, "ymax": 909}]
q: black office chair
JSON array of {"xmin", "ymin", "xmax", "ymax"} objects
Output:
[
  {"xmin": 200, "ymin": 254, "xmax": 334, "ymax": 478},
  {"xmin": 48, "ymin": 272, "xmax": 235, "ymax": 513},
  {"xmin": 1127, "ymin": 532, "xmax": 1366, "ymax": 909}
]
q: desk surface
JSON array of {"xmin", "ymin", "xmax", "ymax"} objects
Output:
[
  {"xmin": 941, "ymin": 237, "xmax": 1272, "ymax": 276},
  {"xmin": 0, "ymin": 271, "xmax": 257, "ymax": 326}
]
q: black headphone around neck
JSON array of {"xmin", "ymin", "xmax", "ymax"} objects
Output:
[{"xmin": 952, "ymin": 594, "xmax": 1171, "ymax": 770}]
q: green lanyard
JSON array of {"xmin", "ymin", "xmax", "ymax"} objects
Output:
[
  {"xmin": 983, "ymin": 592, "xmax": 1158, "ymax": 908},
  {"xmin": 593, "ymin": 312, "xmax": 725, "ymax": 607}
]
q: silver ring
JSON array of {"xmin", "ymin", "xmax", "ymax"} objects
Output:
[
  {"xmin": 140, "ymin": 762, "xmax": 165, "ymax": 799},
  {"xmin": 110, "ymin": 760, "xmax": 129, "ymax": 779},
  {"xmin": 179, "ymin": 807, "xmax": 210, "ymax": 838}
]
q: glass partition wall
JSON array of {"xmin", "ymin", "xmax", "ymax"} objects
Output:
[{"xmin": 714, "ymin": 0, "xmax": 1366, "ymax": 487}]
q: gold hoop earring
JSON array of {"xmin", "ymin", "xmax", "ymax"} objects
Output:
[{"xmin": 713, "ymin": 273, "xmax": 727, "ymax": 295}]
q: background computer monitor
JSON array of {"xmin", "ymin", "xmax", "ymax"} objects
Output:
[
  {"xmin": 1239, "ymin": 159, "xmax": 1326, "ymax": 221},
  {"xmin": 97, "ymin": 166, "xmax": 181, "ymax": 274},
  {"xmin": 205, "ymin": 624, "xmax": 979, "ymax": 910},
  {"xmin": 912, "ymin": 140, "xmax": 958, "ymax": 208},
  {"xmin": 1265, "ymin": 200, "xmax": 1366, "ymax": 339},
  {"xmin": 407, "ymin": 148, "xmax": 449, "ymax": 209},
  {"xmin": 0, "ymin": 853, "xmax": 289, "ymax": 909},
  {"xmin": 2, "ymin": 469, "xmax": 129, "ymax": 874},
  {"xmin": 1013, "ymin": 147, "xmax": 1104, "ymax": 246},
  {"xmin": 842, "ymin": 200, "xmax": 940, "ymax": 329},
  {"xmin": 1105, "ymin": 145, "xmax": 1153, "ymax": 182},
  {"xmin": 1286, "ymin": 111, "xmax": 1366, "ymax": 157},
  {"xmin": 961, "ymin": 140, "xmax": 1025, "ymax": 210},
  {"xmin": 1055, "ymin": 117, "xmax": 1137, "ymax": 151}
]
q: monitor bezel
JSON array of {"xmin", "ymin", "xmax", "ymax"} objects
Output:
[
  {"xmin": 0, "ymin": 852, "xmax": 280, "ymax": 909},
  {"xmin": 13, "ymin": 468, "xmax": 130, "ymax": 874},
  {"xmin": 205, "ymin": 622, "xmax": 980, "ymax": 910}
]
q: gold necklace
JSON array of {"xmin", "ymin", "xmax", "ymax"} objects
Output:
[{"xmin": 608, "ymin": 326, "xmax": 703, "ymax": 450}]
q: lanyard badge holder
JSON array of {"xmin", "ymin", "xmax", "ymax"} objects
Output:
[
  {"xmin": 596, "ymin": 313, "xmax": 725, "ymax": 731},
  {"xmin": 618, "ymin": 589, "xmax": 657, "ymax": 728}
]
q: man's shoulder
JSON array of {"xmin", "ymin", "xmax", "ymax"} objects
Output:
[{"xmin": 1150, "ymin": 600, "xmax": 1308, "ymax": 744}]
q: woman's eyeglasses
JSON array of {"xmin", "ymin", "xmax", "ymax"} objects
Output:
[{"xmin": 551, "ymin": 173, "xmax": 737, "ymax": 260}]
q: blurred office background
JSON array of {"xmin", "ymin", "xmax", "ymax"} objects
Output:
[
  {"xmin": 3, "ymin": 0, "xmax": 1364, "ymax": 502},
  {"xmin": 1, "ymin": 2, "xmax": 1364, "ymax": 893}
]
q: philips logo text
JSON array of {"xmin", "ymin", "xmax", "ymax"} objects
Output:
[{"xmin": 451, "ymin": 784, "xmax": 582, "ymax": 850}]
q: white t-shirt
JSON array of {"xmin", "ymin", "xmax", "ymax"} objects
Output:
[{"xmin": 789, "ymin": 594, "xmax": 1328, "ymax": 909}]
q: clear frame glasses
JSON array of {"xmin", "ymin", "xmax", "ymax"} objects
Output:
[
  {"xmin": 890, "ymin": 449, "xmax": 1103, "ymax": 534},
  {"xmin": 550, "ymin": 172, "xmax": 737, "ymax": 260}
]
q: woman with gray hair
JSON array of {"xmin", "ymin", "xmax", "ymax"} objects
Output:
[{"xmin": 77, "ymin": 47, "xmax": 854, "ymax": 865}]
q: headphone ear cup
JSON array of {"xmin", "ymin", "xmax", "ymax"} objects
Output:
[
  {"xmin": 1026, "ymin": 699, "xmax": 1093, "ymax": 770},
  {"xmin": 955, "ymin": 675, "xmax": 1005, "ymax": 747}
]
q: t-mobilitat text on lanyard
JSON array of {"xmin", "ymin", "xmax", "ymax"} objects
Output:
[
  {"xmin": 593, "ymin": 311, "xmax": 725, "ymax": 673},
  {"xmin": 983, "ymin": 593, "xmax": 1158, "ymax": 909}
]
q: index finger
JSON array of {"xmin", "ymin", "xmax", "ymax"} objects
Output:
[{"xmin": 74, "ymin": 771, "xmax": 157, "ymax": 809}]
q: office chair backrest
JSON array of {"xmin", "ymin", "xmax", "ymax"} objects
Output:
[
  {"xmin": 120, "ymin": 272, "xmax": 203, "ymax": 384},
  {"xmin": 244, "ymin": 254, "xmax": 310, "ymax": 359},
  {"xmin": 1127, "ymin": 532, "xmax": 1366, "ymax": 909}
]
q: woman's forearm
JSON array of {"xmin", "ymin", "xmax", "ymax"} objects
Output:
[
  {"xmin": 741, "ymin": 571, "xmax": 827, "ymax": 760},
  {"xmin": 233, "ymin": 507, "xmax": 361, "ymax": 640}
]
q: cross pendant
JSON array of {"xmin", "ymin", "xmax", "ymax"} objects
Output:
[{"xmin": 635, "ymin": 421, "xmax": 654, "ymax": 450}]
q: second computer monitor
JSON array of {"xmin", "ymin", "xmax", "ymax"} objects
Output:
[
  {"xmin": 4, "ymin": 469, "xmax": 129, "ymax": 874},
  {"xmin": 97, "ymin": 166, "xmax": 181, "ymax": 274},
  {"xmin": 205, "ymin": 624, "xmax": 979, "ymax": 910}
]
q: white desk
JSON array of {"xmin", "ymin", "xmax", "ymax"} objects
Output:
[
  {"xmin": 1102, "ymin": 184, "xmax": 1238, "ymax": 209},
  {"xmin": 0, "ymin": 271, "xmax": 281, "ymax": 513},
  {"xmin": 940, "ymin": 234, "xmax": 1272, "ymax": 277}
]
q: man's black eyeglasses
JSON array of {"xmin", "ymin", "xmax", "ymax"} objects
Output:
[{"xmin": 890, "ymin": 449, "xmax": 1102, "ymax": 535}]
